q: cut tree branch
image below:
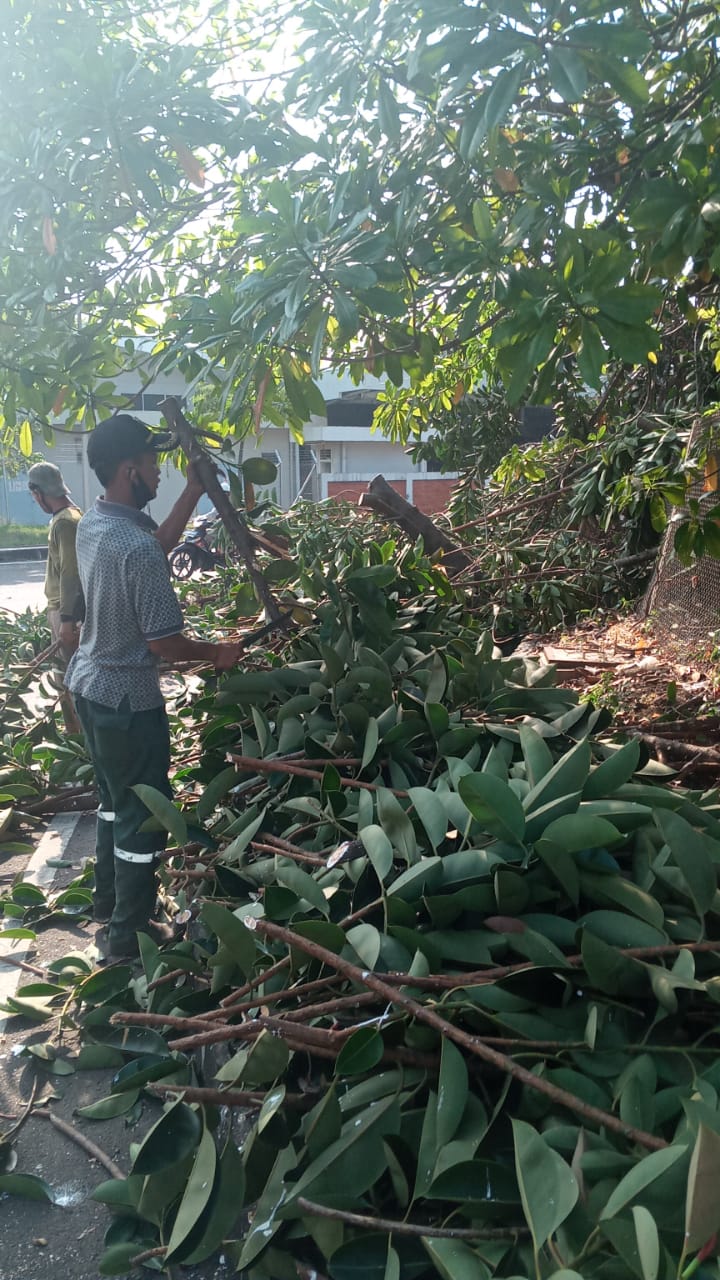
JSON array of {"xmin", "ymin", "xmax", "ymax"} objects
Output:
[
  {"xmin": 160, "ymin": 396, "xmax": 282, "ymax": 621},
  {"xmin": 295, "ymin": 1198, "xmax": 528, "ymax": 1240},
  {"xmin": 34, "ymin": 1108, "xmax": 124, "ymax": 1179},
  {"xmin": 253, "ymin": 919, "xmax": 668, "ymax": 1151}
]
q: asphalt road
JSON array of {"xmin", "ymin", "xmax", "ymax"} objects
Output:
[
  {"xmin": 0, "ymin": 561, "xmax": 47, "ymax": 616},
  {"xmin": 0, "ymin": 815, "xmax": 233, "ymax": 1280}
]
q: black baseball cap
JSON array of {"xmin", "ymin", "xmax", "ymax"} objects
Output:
[{"xmin": 87, "ymin": 414, "xmax": 176, "ymax": 476}]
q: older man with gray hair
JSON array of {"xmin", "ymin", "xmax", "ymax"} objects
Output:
[
  {"xmin": 28, "ymin": 460, "xmax": 83, "ymax": 730},
  {"xmin": 28, "ymin": 461, "xmax": 83, "ymax": 651}
]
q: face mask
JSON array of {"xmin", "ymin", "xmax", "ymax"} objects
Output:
[{"xmin": 130, "ymin": 474, "xmax": 154, "ymax": 509}]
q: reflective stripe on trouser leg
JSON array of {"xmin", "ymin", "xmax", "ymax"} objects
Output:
[
  {"xmin": 114, "ymin": 846, "xmax": 156, "ymax": 865},
  {"xmin": 93, "ymin": 807, "xmax": 116, "ymax": 917}
]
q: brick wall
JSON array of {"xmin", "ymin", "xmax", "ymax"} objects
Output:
[
  {"xmin": 412, "ymin": 478, "xmax": 456, "ymax": 514},
  {"xmin": 325, "ymin": 476, "xmax": 456, "ymax": 514}
]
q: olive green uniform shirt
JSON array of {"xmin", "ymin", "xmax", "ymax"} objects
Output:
[{"xmin": 45, "ymin": 505, "xmax": 83, "ymax": 621}]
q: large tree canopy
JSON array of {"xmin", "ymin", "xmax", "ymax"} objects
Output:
[{"xmin": 1, "ymin": 0, "xmax": 720, "ymax": 445}]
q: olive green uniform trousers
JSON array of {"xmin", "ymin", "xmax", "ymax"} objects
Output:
[{"xmin": 75, "ymin": 694, "xmax": 172, "ymax": 955}]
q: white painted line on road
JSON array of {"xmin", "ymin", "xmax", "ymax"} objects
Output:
[
  {"xmin": 24, "ymin": 813, "xmax": 82, "ymax": 888},
  {"xmin": 0, "ymin": 813, "xmax": 83, "ymax": 1031}
]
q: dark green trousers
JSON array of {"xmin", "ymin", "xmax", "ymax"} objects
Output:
[{"xmin": 75, "ymin": 694, "xmax": 172, "ymax": 954}]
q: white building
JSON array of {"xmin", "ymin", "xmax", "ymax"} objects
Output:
[{"xmin": 6, "ymin": 369, "xmax": 457, "ymax": 527}]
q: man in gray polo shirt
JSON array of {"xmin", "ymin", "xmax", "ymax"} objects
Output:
[{"xmin": 66, "ymin": 414, "xmax": 243, "ymax": 961}]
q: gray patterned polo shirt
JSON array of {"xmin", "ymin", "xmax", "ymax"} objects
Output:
[{"xmin": 65, "ymin": 499, "xmax": 183, "ymax": 710}]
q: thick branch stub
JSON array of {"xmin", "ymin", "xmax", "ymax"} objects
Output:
[{"xmin": 359, "ymin": 474, "xmax": 471, "ymax": 573}]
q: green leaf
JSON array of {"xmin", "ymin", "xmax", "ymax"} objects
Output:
[
  {"xmin": 584, "ymin": 739, "xmax": 641, "ymax": 799},
  {"xmin": 0, "ymin": 993, "xmax": 56, "ymax": 1021},
  {"xmin": 75, "ymin": 1090, "xmax": 140, "ymax": 1121},
  {"xmin": 578, "ymin": 871, "xmax": 664, "ymax": 930},
  {"xmin": 327, "ymin": 1234, "xmax": 400, "ymax": 1280},
  {"xmin": 581, "ymin": 929, "xmax": 647, "ymax": 995},
  {"xmin": 376, "ymin": 788, "xmax": 417, "ymax": 862},
  {"xmin": 581, "ymin": 910, "xmax": 666, "ymax": 949},
  {"xmin": 600, "ymin": 1144, "xmax": 687, "ymax": 1219},
  {"xmin": 132, "ymin": 1099, "xmax": 203, "ymax": 1174},
  {"xmin": 512, "ymin": 1118, "xmax": 578, "ymax": 1250},
  {"xmin": 407, "ymin": 786, "xmax": 448, "ymax": 850},
  {"xmin": 237, "ymin": 1145, "xmax": 296, "ymax": 1268},
  {"xmin": 519, "ymin": 725, "xmax": 553, "ymax": 788},
  {"xmin": 200, "ymin": 902, "xmax": 257, "ymax": 973},
  {"xmin": 75, "ymin": 1044, "xmax": 125, "ymax": 1070},
  {"xmin": 181, "ymin": 1133, "xmax": 245, "ymax": 1264},
  {"xmin": 239, "ymin": 1028, "xmax": 290, "ymax": 1084},
  {"xmin": 684, "ymin": 1124, "xmax": 720, "ymax": 1252},
  {"xmin": 632, "ymin": 1204, "xmax": 659, "ymax": 1280},
  {"xmin": 422, "ymin": 1238, "xmax": 491, "ymax": 1280},
  {"xmin": 336, "ymin": 1027, "xmax": 384, "ymax": 1076},
  {"xmin": 457, "ymin": 772, "xmax": 525, "ymax": 844},
  {"xmin": 601, "ymin": 53, "xmax": 650, "ymax": 104},
  {"xmin": 331, "ymin": 289, "xmax": 360, "ymax": 335},
  {"xmin": 384, "ymin": 1244, "xmax": 400, "ymax": 1280},
  {"xmin": 577, "ymin": 320, "xmax": 606, "ymax": 390},
  {"xmin": 196, "ymin": 766, "xmax": 240, "ymax": 822},
  {"xmin": 221, "ymin": 806, "xmax": 267, "ymax": 861},
  {"xmin": 595, "ymin": 315, "xmax": 659, "ymax": 365},
  {"xmin": 287, "ymin": 1093, "xmax": 399, "ymax": 1204},
  {"xmin": 388, "ymin": 857, "xmax": 442, "ymax": 901},
  {"xmin": 654, "ymin": 809, "xmax": 717, "ymax": 915},
  {"xmin": 483, "ymin": 64, "xmax": 524, "ymax": 131},
  {"xmin": 276, "ymin": 860, "xmax": 330, "ymax": 916},
  {"xmin": 547, "ymin": 46, "xmax": 588, "ymax": 101},
  {"xmin": 258, "ymin": 1086, "xmax": 286, "ymax": 1134},
  {"xmin": 597, "ymin": 283, "xmax": 663, "ymax": 327},
  {"xmin": 0, "ymin": 1172, "xmax": 54, "ymax": 1202},
  {"xmin": 110, "ymin": 1053, "xmax": 181, "ymax": 1094},
  {"xmin": 414, "ymin": 1089, "xmax": 439, "ymax": 1200},
  {"xmin": 165, "ymin": 1125, "xmax": 217, "ymax": 1260},
  {"xmin": 19, "ymin": 420, "xmax": 33, "ymax": 458},
  {"xmin": 361, "ymin": 716, "xmax": 379, "ymax": 769},
  {"xmin": 76, "ymin": 966, "xmax": 135, "ymax": 1005},
  {"xmin": 539, "ymin": 812, "xmax": 622, "ymax": 852},
  {"xmin": 472, "ymin": 199, "xmax": 494, "ymax": 239},
  {"xmin": 91, "ymin": 1178, "xmax": 139, "ymax": 1208},
  {"xmin": 425, "ymin": 651, "xmax": 448, "ymax": 704},
  {"xmin": 425, "ymin": 702, "xmax": 450, "ymax": 739},
  {"xmin": 99, "ymin": 1244, "xmax": 147, "ymax": 1275},
  {"xmin": 524, "ymin": 740, "xmax": 591, "ymax": 815},
  {"xmin": 436, "ymin": 1039, "xmax": 468, "ymax": 1148},
  {"xmin": 132, "ymin": 784, "xmax": 187, "ymax": 845},
  {"xmin": 346, "ymin": 922, "xmax": 382, "ymax": 969},
  {"xmin": 359, "ymin": 824, "xmax": 394, "ymax": 881}
]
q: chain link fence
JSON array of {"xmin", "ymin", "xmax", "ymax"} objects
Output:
[{"xmin": 641, "ymin": 414, "xmax": 720, "ymax": 653}]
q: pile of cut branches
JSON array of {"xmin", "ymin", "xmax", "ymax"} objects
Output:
[
  {"xmin": 6, "ymin": 501, "xmax": 720, "ymax": 1279},
  {"xmin": 442, "ymin": 416, "xmax": 697, "ymax": 638},
  {"xmin": 1, "ymin": 544, "xmax": 714, "ymax": 1280}
]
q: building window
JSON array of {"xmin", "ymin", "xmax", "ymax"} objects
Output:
[
  {"xmin": 131, "ymin": 392, "xmax": 184, "ymax": 413},
  {"xmin": 318, "ymin": 447, "xmax": 333, "ymax": 474}
]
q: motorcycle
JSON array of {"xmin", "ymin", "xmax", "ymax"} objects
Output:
[{"xmin": 168, "ymin": 515, "xmax": 226, "ymax": 580}]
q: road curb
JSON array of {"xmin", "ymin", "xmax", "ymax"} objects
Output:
[
  {"xmin": 0, "ymin": 813, "xmax": 83, "ymax": 1030},
  {"xmin": 0, "ymin": 546, "xmax": 47, "ymax": 563}
]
